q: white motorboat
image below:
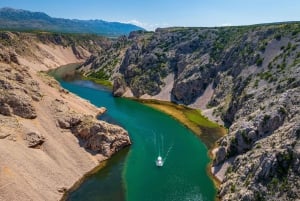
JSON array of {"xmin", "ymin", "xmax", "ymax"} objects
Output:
[{"xmin": 156, "ymin": 156, "xmax": 164, "ymax": 167}]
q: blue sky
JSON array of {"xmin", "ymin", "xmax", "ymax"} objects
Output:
[{"xmin": 0, "ymin": 0, "xmax": 299, "ymax": 30}]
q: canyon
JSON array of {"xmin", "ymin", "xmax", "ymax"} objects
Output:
[
  {"xmin": 1, "ymin": 22, "xmax": 300, "ymax": 201},
  {"xmin": 81, "ymin": 23, "xmax": 300, "ymax": 200}
]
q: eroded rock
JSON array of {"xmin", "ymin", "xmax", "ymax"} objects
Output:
[
  {"xmin": 72, "ymin": 116, "xmax": 131, "ymax": 157},
  {"xmin": 4, "ymin": 93, "xmax": 37, "ymax": 119},
  {"xmin": 24, "ymin": 132, "xmax": 45, "ymax": 148},
  {"xmin": 52, "ymin": 99, "xmax": 131, "ymax": 157},
  {"xmin": 113, "ymin": 74, "xmax": 127, "ymax": 97},
  {"xmin": 0, "ymin": 65, "xmax": 39, "ymax": 119},
  {"xmin": 0, "ymin": 103, "xmax": 12, "ymax": 116}
]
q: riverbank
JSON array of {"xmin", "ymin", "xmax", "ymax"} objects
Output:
[
  {"xmin": 131, "ymin": 98, "xmax": 227, "ymax": 150},
  {"xmin": 60, "ymin": 146, "xmax": 129, "ymax": 201},
  {"xmin": 60, "ymin": 160, "xmax": 108, "ymax": 201}
]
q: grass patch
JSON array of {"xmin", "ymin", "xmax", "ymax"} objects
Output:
[
  {"xmin": 132, "ymin": 98, "xmax": 227, "ymax": 149},
  {"xmin": 83, "ymin": 76, "xmax": 112, "ymax": 88},
  {"xmin": 185, "ymin": 109, "xmax": 219, "ymax": 128}
]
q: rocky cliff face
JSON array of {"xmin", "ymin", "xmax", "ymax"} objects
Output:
[
  {"xmin": 81, "ymin": 23, "xmax": 300, "ymax": 200},
  {"xmin": 0, "ymin": 31, "xmax": 130, "ymax": 201},
  {"xmin": 53, "ymin": 99, "xmax": 130, "ymax": 157}
]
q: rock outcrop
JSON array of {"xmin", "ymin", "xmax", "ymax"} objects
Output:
[
  {"xmin": 72, "ymin": 116, "xmax": 130, "ymax": 157},
  {"xmin": 0, "ymin": 64, "xmax": 40, "ymax": 119},
  {"xmin": 112, "ymin": 74, "xmax": 127, "ymax": 97},
  {"xmin": 81, "ymin": 23, "xmax": 300, "ymax": 200},
  {"xmin": 52, "ymin": 98, "xmax": 131, "ymax": 157},
  {"xmin": 24, "ymin": 132, "xmax": 45, "ymax": 148}
]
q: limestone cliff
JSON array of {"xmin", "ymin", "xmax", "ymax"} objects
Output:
[
  {"xmin": 0, "ymin": 31, "xmax": 130, "ymax": 201},
  {"xmin": 81, "ymin": 23, "xmax": 300, "ymax": 200}
]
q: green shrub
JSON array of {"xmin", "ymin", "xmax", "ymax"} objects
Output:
[
  {"xmin": 287, "ymin": 42, "xmax": 292, "ymax": 50},
  {"xmin": 256, "ymin": 57, "xmax": 264, "ymax": 66},
  {"xmin": 226, "ymin": 166, "xmax": 233, "ymax": 174},
  {"xmin": 88, "ymin": 68, "xmax": 109, "ymax": 80},
  {"xmin": 254, "ymin": 79, "xmax": 259, "ymax": 88},
  {"xmin": 275, "ymin": 34, "xmax": 282, "ymax": 41},
  {"xmin": 230, "ymin": 184, "xmax": 236, "ymax": 192},
  {"xmin": 287, "ymin": 77, "xmax": 296, "ymax": 85},
  {"xmin": 268, "ymin": 63, "xmax": 273, "ymax": 69},
  {"xmin": 259, "ymin": 71, "xmax": 272, "ymax": 81},
  {"xmin": 259, "ymin": 45, "xmax": 266, "ymax": 52},
  {"xmin": 263, "ymin": 114, "xmax": 270, "ymax": 126},
  {"xmin": 241, "ymin": 130, "xmax": 251, "ymax": 144}
]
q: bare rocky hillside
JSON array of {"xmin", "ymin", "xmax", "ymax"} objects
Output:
[
  {"xmin": 0, "ymin": 31, "xmax": 130, "ymax": 201},
  {"xmin": 80, "ymin": 23, "xmax": 300, "ymax": 200}
]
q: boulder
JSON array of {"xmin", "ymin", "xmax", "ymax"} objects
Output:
[
  {"xmin": 57, "ymin": 115, "xmax": 82, "ymax": 129},
  {"xmin": 0, "ymin": 103, "xmax": 12, "ymax": 116},
  {"xmin": 214, "ymin": 146, "xmax": 227, "ymax": 165},
  {"xmin": 5, "ymin": 94, "xmax": 37, "ymax": 119},
  {"xmin": 72, "ymin": 116, "xmax": 131, "ymax": 157},
  {"xmin": 24, "ymin": 132, "xmax": 45, "ymax": 148},
  {"xmin": 97, "ymin": 107, "xmax": 107, "ymax": 116}
]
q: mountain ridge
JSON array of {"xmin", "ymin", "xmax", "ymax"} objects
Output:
[{"xmin": 0, "ymin": 7, "xmax": 144, "ymax": 36}]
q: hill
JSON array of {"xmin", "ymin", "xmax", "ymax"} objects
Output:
[
  {"xmin": 0, "ymin": 7, "xmax": 144, "ymax": 36},
  {"xmin": 0, "ymin": 31, "xmax": 130, "ymax": 200},
  {"xmin": 79, "ymin": 22, "xmax": 300, "ymax": 200}
]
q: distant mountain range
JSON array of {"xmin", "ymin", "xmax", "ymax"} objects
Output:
[{"xmin": 0, "ymin": 7, "xmax": 144, "ymax": 36}]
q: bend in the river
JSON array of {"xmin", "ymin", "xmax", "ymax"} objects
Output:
[{"xmin": 52, "ymin": 65, "xmax": 217, "ymax": 201}]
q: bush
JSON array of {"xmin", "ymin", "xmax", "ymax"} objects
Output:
[
  {"xmin": 263, "ymin": 114, "xmax": 270, "ymax": 126},
  {"xmin": 253, "ymin": 79, "xmax": 259, "ymax": 88},
  {"xmin": 259, "ymin": 71, "xmax": 272, "ymax": 81},
  {"xmin": 226, "ymin": 166, "xmax": 233, "ymax": 174},
  {"xmin": 88, "ymin": 69, "xmax": 109, "ymax": 80},
  {"xmin": 241, "ymin": 130, "xmax": 251, "ymax": 144},
  {"xmin": 230, "ymin": 184, "xmax": 236, "ymax": 192},
  {"xmin": 287, "ymin": 42, "xmax": 292, "ymax": 50},
  {"xmin": 259, "ymin": 45, "xmax": 266, "ymax": 52},
  {"xmin": 275, "ymin": 34, "xmax": 282, "ymax": 41},
  {"xmin": 256, "ymin": 57, "xmax": 264, "ymax": 66}
]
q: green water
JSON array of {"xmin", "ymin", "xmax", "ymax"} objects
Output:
[{"xmin": 60, "ymin": 80, "xmax": 216, "ymax": 201}]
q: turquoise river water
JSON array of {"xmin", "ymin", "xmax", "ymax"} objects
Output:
[{"xmin": 58, "ymin": 79, "xmax": 216, "ymax": 201}]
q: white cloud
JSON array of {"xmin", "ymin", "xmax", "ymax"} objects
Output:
[
  {"xmin": 220, "ymin": 23, "xmax": 232, "ymax": 27},
  {"xmin": 123, "ymin": 19, "xmax": 169, "ymax": 31}
]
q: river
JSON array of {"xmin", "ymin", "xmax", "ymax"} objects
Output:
[{"xmin": 56, "ymin": 76, "xmax": 216, "ymax": 201}]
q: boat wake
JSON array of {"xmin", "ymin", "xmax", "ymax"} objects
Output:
[{"xmin": 153, "ymin": 131, "xmax": 173, "ymax": 167}]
